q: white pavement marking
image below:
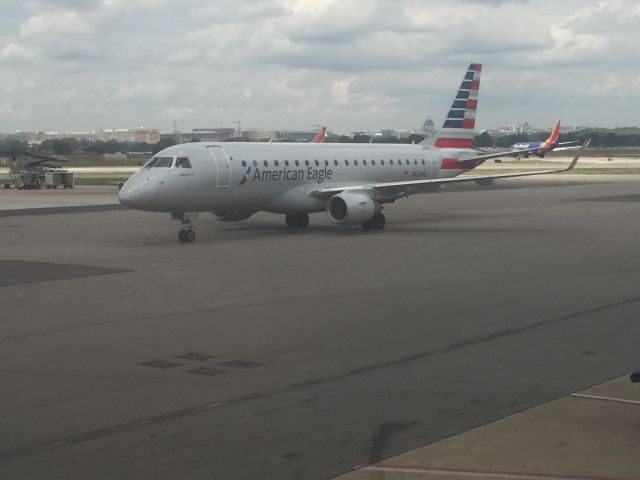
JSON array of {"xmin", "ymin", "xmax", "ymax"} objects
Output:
[
  {"xmin": 570, "ymin": 393, "xmax": 640, "ymax": 406},
  {"xmin": 364, "ymin": 465, "xmax": 638, "ymax": 480}
]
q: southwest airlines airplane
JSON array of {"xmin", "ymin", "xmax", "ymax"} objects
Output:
[
  {"xmin": 510, "ymin": 120, "xmax": 579, "ymax": 158},
  {"xmin": 119, "ymin": 64, "xmax": 590, "ymax": 242}
]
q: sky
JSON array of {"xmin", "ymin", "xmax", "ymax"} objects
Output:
[{"xmin": 0, "ymin": 0, "xmax": 639, "ymax": 134}]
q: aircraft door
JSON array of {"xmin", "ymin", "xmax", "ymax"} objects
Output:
[{"xmin": 207, "ymin": 146, "xmax": 231, "ymax": 188}]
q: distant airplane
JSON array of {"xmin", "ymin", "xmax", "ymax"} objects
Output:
[
  {"xmin": 311, "ymin": 127, "xmax": 327, "ymax": 143},
  {"xmin": 510, "ymin": 120, "xmax": 580, "ymax": 158},
  {"xmin": 119, "ymin": 64, "xmax": 590, "ymax": 242}
]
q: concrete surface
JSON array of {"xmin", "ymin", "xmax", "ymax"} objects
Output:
[
  {"xmin": 0, "ymin": 185, "xmax": 119, "ymax": 210},
  {"xmin": 336, "ymin": 376, "xmax": 640, "ymax": 480},
  {"xmin": 1, "ymin": 177, "xmax": 640, "ymax": 480}
]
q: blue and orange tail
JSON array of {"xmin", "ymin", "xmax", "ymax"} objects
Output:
[
  {"xmin": 542, "ymin": 120, "xmax": 561, "ymax": 146},
  {"xmin": 422, "ymin": 63, "xmax": 481, "ymax": 149}
]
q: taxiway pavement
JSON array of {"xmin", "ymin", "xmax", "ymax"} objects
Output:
[{"xmin": 1, "ymin": 176, "xmax": 639, "ymax": 480}]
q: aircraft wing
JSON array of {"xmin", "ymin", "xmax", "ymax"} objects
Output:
[
  {"xmin": 553, "ymin": 145, "xmax": 582, "ymax": 152},
  {"xmin": 309, "ymin": 139, "xmax": 590, "ymax": 199}
]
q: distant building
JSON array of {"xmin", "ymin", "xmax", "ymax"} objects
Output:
[
  {"xmin": 180, "ymin": 128, "xmax": 235, "ymax": 142},
  {"xmin": 241, "ymin": 128, "xmax": 273, "ymax": 141},
  {"xmin": 274, "ymin": 130, "xmax": 319, "ymax": 142},
  {"xmin": 132, "ymin": 128, "xmax": 160, "ymax": 144},
  {"xmin": 422, "ymin": 117, "xmax": 435, "ymax": 138}
]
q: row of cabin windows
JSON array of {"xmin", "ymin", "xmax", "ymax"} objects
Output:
[{"xmin": 240, "ymin": 158, "xmax": 426, "ymax": 168}]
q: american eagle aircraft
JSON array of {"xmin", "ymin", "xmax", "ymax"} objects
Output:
[{"xmin": 119, "ymin": 64, "xmax": 590, "ymax": 242}]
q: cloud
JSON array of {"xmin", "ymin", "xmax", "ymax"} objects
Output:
[
  {"xmin": 0, "ymin": 42, "xmax": 38, "ymax": 62},
  {"xmin": 1, "ymin": 0, "xmax": 640, "ymax": 132},
  {"xmin": 19, "ymin": 11, "xmax": 91, "ymax": 37}
]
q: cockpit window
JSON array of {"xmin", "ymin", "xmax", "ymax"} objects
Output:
[
  {"xmin": 145, "ymin": 156, "xmax": 173, "ymax": 168},
  {"xmin": 176, "ymin": 157, "xmax": 192, "ymax": 168}
]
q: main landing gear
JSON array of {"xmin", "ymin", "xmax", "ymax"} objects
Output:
[
  {"xmin": 178, "ymin": 228, "xmax": 195, "ymax": 243},
  {"xmin": 285, "ymin": 213, "xmax": 309, "ymax": 229},
  {"xmin": 361, "ymin": 212, "xmax": 386, "ymax": 231}
]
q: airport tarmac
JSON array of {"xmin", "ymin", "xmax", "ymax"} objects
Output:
[{"xmin": 1, "ymin": 176, "xmax": 640, "ymax": 480}]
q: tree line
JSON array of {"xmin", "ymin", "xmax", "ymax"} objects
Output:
[{"xmin": 2, "ymin": 129, "xmax": 639, "ymax": 156}]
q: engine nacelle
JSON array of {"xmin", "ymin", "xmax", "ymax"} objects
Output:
[
  {"xmin": 211, "ymin": 209, "xmax": 254, "ymax": 222},
  {"xmin": 326, "ymin": 192, "xmax": 378, "ymax": 225}
]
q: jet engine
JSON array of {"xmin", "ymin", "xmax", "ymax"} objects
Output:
[
  {"xmin": 326, "ymin": 192, "xmax": 378, "ymax": 225},
  {"xmin": 211, "ymin": 210, "xmax": 254, "ymax": 222}
]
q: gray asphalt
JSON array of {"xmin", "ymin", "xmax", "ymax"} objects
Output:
[{"xmin": 1, "ymin": 178, "xmax": 639, "ymax": 480}]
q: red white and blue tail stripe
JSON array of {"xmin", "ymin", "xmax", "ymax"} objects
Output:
[{"xmin": 423, "ymin": 63, "xmax": 481, "ymax": 149}]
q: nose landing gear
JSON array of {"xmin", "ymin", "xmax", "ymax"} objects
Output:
[{"xmin": 172, "ymin": 212, "xmax": 199, "ymax": 243}]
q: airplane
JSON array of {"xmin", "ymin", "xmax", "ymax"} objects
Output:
[
  {"xmin": 119, "ymin": 64, "xmax": 591, "ymax": 242},
  {"xmin": 311, "ymin": 127, "xmax": 327, "ymax": 143},
  {"xmin": 510, "ymin": 120, "xmax": 580, "ymax": 158}
]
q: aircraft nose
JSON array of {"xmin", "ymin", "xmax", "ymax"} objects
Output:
[
  {"xmin": 118, "ymin": 181, "xmax": 136, "ymax": 207},
  {"xmin": 118, "ymin": 177, "xmax": 149, "ymax": 209}
]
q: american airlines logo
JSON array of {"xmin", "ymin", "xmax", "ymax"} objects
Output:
[
  {"xmin": 240, "ymin": 166, "xmax": 334, "ymax": 185},
  {"xmin": 239, "ymin": 165, "xmax": 251, "ymax": 185}
]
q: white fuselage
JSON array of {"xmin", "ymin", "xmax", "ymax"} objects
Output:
[{"xmin": 118, "ymin": 142, "xmax": 472, "ymax": 214}]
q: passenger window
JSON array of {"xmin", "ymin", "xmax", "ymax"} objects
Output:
[
  {"xmin": 315, "ymin": 160, "xmax": 319, "ymax": 166},
  {"xmin": 354, "ymin": 160, "xmax": 358, "ymax": 166},
  {"xmin": 305, "ymin": 160, "xmax": 309, "ymax": 166},
  {"xmin": 334, "ymin": 160, "xmax": 338, "ymax": 166},
  {"xmin": 414, "ymin": 159, "xmax": 418, "ymax": 165},
  {"xmin": 295, "ymin": 160, "xmax": 300, "ymax": 167},
  {"xmin": 253, "ymin": 160, "xmax": 257, "ymax": 167},
  {"xmin": 241, "ymin": 160, "xmax": 246, "ymax": 167},
  {"xmin": 285, "ymin": 160, "xmax": 289, "ymax": 167},
  {"xmin": 264, "ymin": 160, "xmax": 268, "ymax": 167},
  {"xmin": 275, "ymin": 160, "xmax": 279, "ymax": 167},
  {"xmin": 390, "ymin": 159, "xmax": 394, "ymax": 165},
  {"xmin": 421, "ymin": 159, "xmax": 425, "ymax": 165},
  {"xmin": 372, "ymin": 159, "xmax": 376, "ymax": 166},
  {"xmin": 324, "ymin": 160, "xmax": 329, "ymax": 166},
  {"xmin": 381, "ymin": 159, "xmax": 385, "ymax": 165},
  {"xmin": 363, "ymin": 159, "xmax": 367, "ymax": 166},
  {"xmin": 176, "ymin": 157, "xmax": 192, "ymax": 168},
  {"xmin": 345, "ymin": 160, "xmax": 349, "ymax": 166},
  {"xmin": 405, "ymin": 159, "xmax": 409, "ymax": 165}
]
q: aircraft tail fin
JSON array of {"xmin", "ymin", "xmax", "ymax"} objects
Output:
[
  {"xmin": 421, "ymin": 63, "xmax": 481, "ymax": 149},
  {"xmin": 544, "ymin": 119, "xmax": 561, "ymax": 145},
  {"xmin": 311, "ymin": 127, "xmax": 327, "ymax": 143}
]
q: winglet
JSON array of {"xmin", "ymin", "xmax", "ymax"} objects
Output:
[{"xmin": 563, "ymin": 138, "xmax": 591, "ymax": 172}]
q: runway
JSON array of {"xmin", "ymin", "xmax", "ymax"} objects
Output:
[{"xmin": 1, "ymin": 177, "xmax": 640, "ymax": 479}]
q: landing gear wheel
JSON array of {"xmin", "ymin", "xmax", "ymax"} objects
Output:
[
  {"xmin": 372, "ymin": 213, "xmax": 386, "ymax": 230},
  {"xmin": 285, "ymin": 213, "xmax": 309, "ymax": 229},
  {"xmin": 362, "ymin": 213, "xmax": 385, "ymax": 231},
  {"xmin": 178, "ymin": 228, "xmax": 195, "ymax": 243}
]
